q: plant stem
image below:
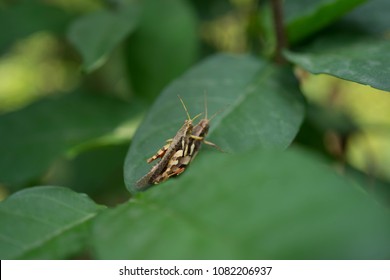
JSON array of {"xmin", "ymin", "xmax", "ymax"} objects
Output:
[{"xmin": 270, "ymin": 0, "xmax": 287, "ymax": 64}]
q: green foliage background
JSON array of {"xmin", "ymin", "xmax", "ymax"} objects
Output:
[{"xmin": 0, "ymin": 0, "xmax": 389, "ymax": 259}]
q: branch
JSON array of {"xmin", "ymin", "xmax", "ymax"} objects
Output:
[{"xmin": 270, "ymin": 0, "xmax": 287, "ymax": 64}]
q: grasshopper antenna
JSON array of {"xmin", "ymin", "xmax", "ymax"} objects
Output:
[
  {"xmin": 204, "ymin": 90, "xmax": 208, "ymax": 120},
  {"xmin": 203, "ymin": 90, "xmax": 225, "ymax": 121},
  {"xmin": 209, "ymin": 104, "xmax": 228, "ymax": 121},
  {"xmin": 178, "ymin": 95, "xmax": 202, "ymax": 122},
  {"xmin": 177, "ymin": 95, "xmax": 191, "ymax": 121}
]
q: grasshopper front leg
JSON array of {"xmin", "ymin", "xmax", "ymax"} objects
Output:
[{"xmin": 190, "ymin": 135, "xmax": 223, "ymax": 152}]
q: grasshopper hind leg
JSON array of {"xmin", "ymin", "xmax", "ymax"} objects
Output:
[{"xmin": 146, "ymin": 138, "xmax": 173, "ymax": 163}]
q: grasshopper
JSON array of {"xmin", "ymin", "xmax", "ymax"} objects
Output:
[
  {"xmin": 152, "ymin": 149, "xmax": 192, "ymax": 184},
  {"xmin": 152, "ymin": 95, "xmax": 222, "ymax": 184},
  {"xmin": 135, "ymin": 96, "xmax": 201, "ymax": 189}
]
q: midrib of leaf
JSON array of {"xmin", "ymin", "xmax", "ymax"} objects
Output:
[
  {"xmin": 0, "ymin": 191, "xmax": 101, "ymax": 258},
  {"xmin": 17, "ymin": 213, "xmax": 96, "ymax": 258}
]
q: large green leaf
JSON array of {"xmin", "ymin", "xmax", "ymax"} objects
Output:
[
  {"xmin": 0, "ymin": 186, "xmax": 103, "ymax": 259},
  {"xmin": 124, "ymin": 0, "xmax": 198, "ymax": 101},
  {"xmin": 0, "ymin": 93, "xmax": 141, "ymax": 187},
  {"xmin": 284, "ymin": 39, "xmax": 390, "ymax": 92},
  {"xmin": 0, "ymin": 0, "xmax": 73, "ymax": 52},
  {"xmin": 67, "ymin": 3, "xmax": 139, "ymax": 72},
  {"xmin": 124, "ymin": 54, "xmax": 304, "ymax": 193},
  {"xmin": 284, "ymin": 0, "xmax": 366, "ymax": 44},
  {"xmin": 95, "ymin": 147, "xmax": 390, "ymax": 259}
]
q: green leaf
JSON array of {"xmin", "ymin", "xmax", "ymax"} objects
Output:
[
  {"xmin": 124, "ymin": 0, "xmax": 198, "ymax": 101},
  {"xmin": 0, "ymin": 186, "xmax": 103, "ymax": 259},
  {"xmin": 94, "ymin": 147, "xmax": 390, "ymax": 259},
  {"xmin": 284, "ymin": 0, "xmax": 366, "ymax": 44},
  {"xmin": 67, "ymin": 4, "xmax": 139, "ymax": 72},
  {"xmin": 342, "ymin": 0, "xmax": 390, "ymax": 36},
  {"xmin": 0, "ymin": 93, "xmax": 141, "ymax": 187},
  {"xmin": 124, "ymin": 54, "xmax": 305, "ymax": 193},
  {"xmin": 0, "ymin": 0, "xmax": 73, "ymax": 52},
  {"xmin": 284, "ymin": 39, "xmax": 390, "ymax": 92}
]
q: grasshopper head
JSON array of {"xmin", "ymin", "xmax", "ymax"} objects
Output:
[
  {"xmin": 197, "ymin": 119, "xmax": 209, "ymax": 129},
  {"xmin": 193, "ymin": 119, "xmax": 209, "ymax": 137}
]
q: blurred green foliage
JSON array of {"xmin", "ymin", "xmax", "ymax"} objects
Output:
[{"xmin": 0, "ymin": 0, "xmax": 390, "ymax": 260}]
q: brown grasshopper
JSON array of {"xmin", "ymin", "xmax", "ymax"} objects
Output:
[
  {"xmin": 152, "ymin": 95, "xmax": 222, "ymax": 184},
  {"xmin": 135, "ymin": 96, "xmax": 201, "ymax": 189}
]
